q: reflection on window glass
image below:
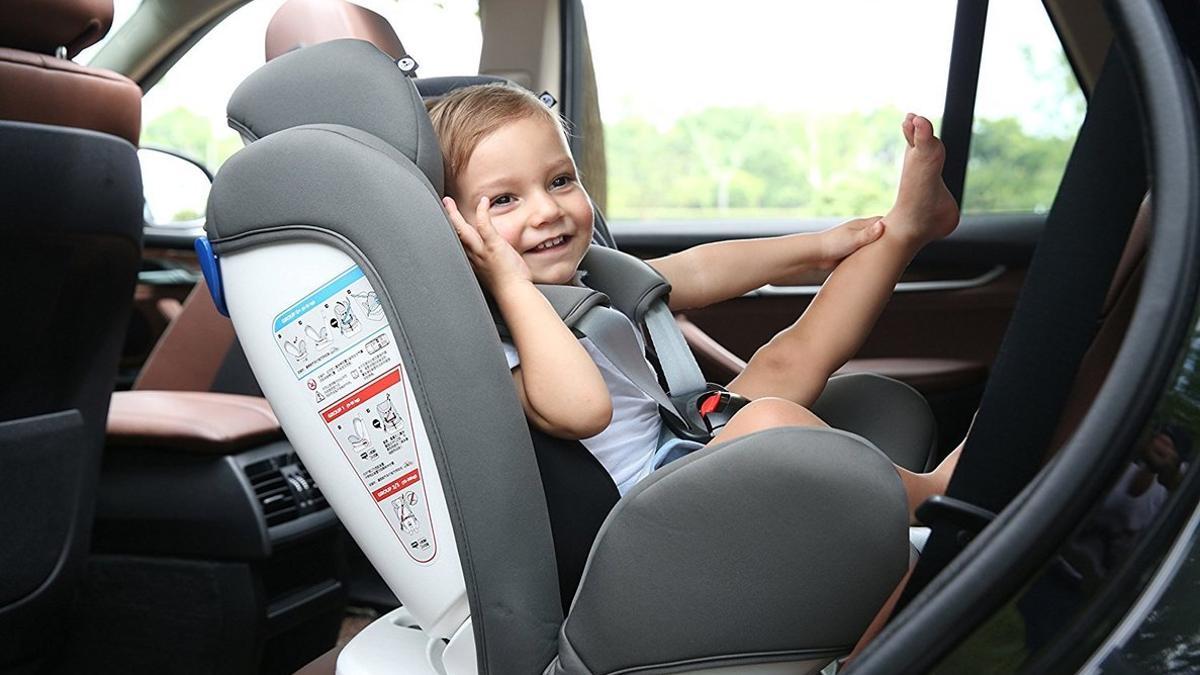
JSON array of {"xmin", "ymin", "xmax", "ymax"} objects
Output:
[
  {"xmin": 933, "ymin": 334, "xmax": 1200, "ymax": 672},
  {"xmin": 584, "ymin": 0, "xmax": 956, "ymax": 222},
  {"xmin": 140, "ymin": 0, "xmax": 479, "ymax": 172},
  {"xmin": 962, "ymin": 2, "xmax": 1084, "ymax": 214}
]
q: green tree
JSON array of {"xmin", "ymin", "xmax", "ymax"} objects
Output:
[
  {"xmin": 142, "ymin": 107, "xmax": 241, "ymax": 171},
  {"xmin": 963, "ymin": 117, "xmax": 1073, "ymax": 213}
]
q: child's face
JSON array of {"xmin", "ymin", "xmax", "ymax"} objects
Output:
[{"xmin": 452, "ymin": 115, "xmax": 593, "ymax": 285}]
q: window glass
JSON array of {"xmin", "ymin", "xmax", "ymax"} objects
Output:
[
  {"xmin": 583, "ymin": 0, "xmax": 957, "ymax": 222},
  {"xmin": 962, "ymin": 2, "xmax": 1085, "ymax": 214},
  {"xmin": 140, "ymin": 0, "xmax": 480, "ymax": 171},
  {"xmin": 77, "ymin": 0, "xmax": 141, "ymax": 64}
]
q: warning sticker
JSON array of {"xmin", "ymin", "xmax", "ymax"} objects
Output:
[{"xmin": 273, "ymin": 266, "xmax": 436, "ymax": 563}]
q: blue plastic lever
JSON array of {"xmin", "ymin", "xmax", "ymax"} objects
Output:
[{"xmin": 194, "ymin": 237, "xmax": 230, "ymax": 317}]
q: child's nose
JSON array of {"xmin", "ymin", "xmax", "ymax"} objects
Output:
[{"xmin": 527, "ymin": 191, "xmax": 564, "ymax": 227}]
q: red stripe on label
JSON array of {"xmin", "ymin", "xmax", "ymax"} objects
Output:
[
  {"xmin": 372, "ymin": 469, "xmax": 420, "ymax": 501},
  {"xmin": 321, "ymin": 369, "xmax": 402, "ymax": 422}
]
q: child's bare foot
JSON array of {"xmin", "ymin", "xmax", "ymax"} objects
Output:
[{"xmin": 885, "ymin": 115, "xmax": 959, "ymax": 247}]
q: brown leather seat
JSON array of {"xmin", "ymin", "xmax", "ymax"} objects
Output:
[
  {"xmin": 266, "ymin": 0, "xmax": 409, "ymax": 62},
  {"xmin": 0, "ymin": 1, "xmax": 140, "ymax": 142},
  {"xmin": 0, "ymin": 0, "xmax": 143, "ymax": 669}
]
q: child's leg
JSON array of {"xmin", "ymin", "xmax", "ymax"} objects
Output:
[
  {"xmin": 710, "ymin": 397, "xmax": 962, "ymax": 525},
  {"xmin": 728, "ymin": 115, "xmax": 959, "ymax": 407},
  {"xmin": 704, "ymin": 397, "xmax": 829, "ymax": 449},
  {"xmin": 896, "ymin": 443, "xmax": 961, "ymax": 523}
]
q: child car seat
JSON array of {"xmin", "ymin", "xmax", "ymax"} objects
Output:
[{"xmin": 202, "ymin": 39, "xmax": 912, "ymax": 674}]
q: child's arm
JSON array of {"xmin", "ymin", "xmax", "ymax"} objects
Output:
[
  {"xmin": 647, "ymin": 217, "xmax": 884, "ymax": 311},
  {"xmin": 729, "ymin": 229, "xmax": 924, "ymax": 405},
  {"xmin": 445, "ymin": 197, "xmax": 612, "ymax": 439}
]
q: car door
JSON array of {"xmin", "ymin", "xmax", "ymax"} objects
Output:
[{"xmin": 570, "ymin": 0, "xmax": 1087, "ymax": 454}]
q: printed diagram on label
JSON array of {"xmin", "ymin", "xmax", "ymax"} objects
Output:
[
  {"xmin": 320, "ymin": 370, "xmax": 435, "ymax": 562},
  {"xmin": 273, "ymin": 266, "xmax": 436, "ymax": 563},
  {"xmin": 394, "ymin": 491, "xmax": 421, "ymax": 534},
  {"xmin": 272, "ymin": 267, "xmax": 389, "ymax": 380},
  {"xmin": 351, "ymin": 290, "xmax": 385, "ymax": 322}
]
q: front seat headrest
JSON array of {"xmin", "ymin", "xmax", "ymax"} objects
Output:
[
  {"xmin": 0, "ymin": 0, "xmax": 113, "ymax": 59},
  {"xmin": 265, "ymin": 0, "xmax": 407, "ymax": 62},
  {"xmin": 227, "ymin": 38, "xmax": 443, "ymax": 195},
  {"xmin": 0, "ymin": 0, "xmax": 140, "ymax": 145}
]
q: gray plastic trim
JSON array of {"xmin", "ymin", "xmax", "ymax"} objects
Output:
[{"xmin": 753, "ymin": 265, "xmax": 1007, "ymax": 297}]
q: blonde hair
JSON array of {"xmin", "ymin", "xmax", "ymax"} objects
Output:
[{"xmin": 427, "ymin": 84, "xmax": 569, "ymax": 195}]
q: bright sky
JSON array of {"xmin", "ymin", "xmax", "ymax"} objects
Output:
[
  {"xmin": 90, "ymin": 0, "xmax": 1081, "ymax": 147},
  {"xmin": 583, "ymin": 0, "xmax": 1080, "ymax": 133}
]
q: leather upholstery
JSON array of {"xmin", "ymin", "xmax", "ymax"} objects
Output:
[
  {"xmin": 0, "ymin": 47, "xmax": 141, "ymax": 145},
  {"xmin": 135, "ymin": 279, "xmax": 239, "ymax": 392},
  {"xmin": 107, "ymin": 391, "xmax": 283, "ymax": 454},
  {"xmin": 266, "ymin": 0, "xmax": 407, "ymax": 62},
  {"xmin": 0, "ymin": 0, "xmax": 112, "ymax": 58}
]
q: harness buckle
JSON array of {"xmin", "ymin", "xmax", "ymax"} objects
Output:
[{"xmin": 663, "ymin": 386, "xmax": 751, "ymax": 441}]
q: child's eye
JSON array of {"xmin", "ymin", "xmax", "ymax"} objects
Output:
[
  {"xmin": 550, "ymin": 174, "xmax": 575, "ymax": 189},
  {"xmin": 490, "ymin": 194, "xmax": 514, "ymax": 207}
]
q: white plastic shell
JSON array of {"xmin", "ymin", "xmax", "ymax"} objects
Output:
[{"xmin": 222, "ymin": 241, "xmax": 469, "ymax": 639}]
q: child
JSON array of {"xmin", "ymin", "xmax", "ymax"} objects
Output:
[{"xmin": 429, "ymin": 84, "xmax": 959, "ymax": 494}]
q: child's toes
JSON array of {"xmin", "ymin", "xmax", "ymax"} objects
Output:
[
  {"xmin": 901, "ymin": 116, "xmax": 916, "ymax": 146},
  {"xmin": 912, "ymin": 116, "xmax": 934, "ymax": 144}
]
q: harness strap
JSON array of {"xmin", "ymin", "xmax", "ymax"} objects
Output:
[
  {"xmin": 574, "ymin": 306, "xmax": 689, "ymax": 430},
  {"xmin": 644, "ymin": 301, "xmax": 708, "ymax": 401},
  {"xmin": 580, "ymin": 246, "xmax": 711, "ymax": 403}
]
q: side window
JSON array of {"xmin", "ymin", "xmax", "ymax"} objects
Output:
[
  {"xmin": 140, "ymin": 0, "xmax": 481, "ymax": 173},
  {"xmin": 76, "ymin": 0, "xmax": 141, "ymax": 63},
  {"xmin": 962, "ymin": 2, "xmax": 1085, "ymax": 214},
  {"xmin": 583, "ymin": 1, "xmax": 958, "ymax": 223}
]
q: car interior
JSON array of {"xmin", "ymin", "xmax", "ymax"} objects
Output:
[{"xmin": 2, "ymin": 0, "xmax": 1199, "ymax": 673}]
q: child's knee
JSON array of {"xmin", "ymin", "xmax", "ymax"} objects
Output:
[{"xmin": 736, "ymin": 397, "xmax": 826, "ymax": 431}]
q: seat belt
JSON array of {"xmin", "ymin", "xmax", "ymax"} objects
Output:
[
  {"xmin": 643, "ymin": 301, "xmax": 709, "ymax": 401},
  {"xmin": 899, "ymin": 45, "xmax": 1148, "ymax": 607}
]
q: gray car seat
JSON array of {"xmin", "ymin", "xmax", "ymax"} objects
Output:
[{"xmin": 202, "ymin": 39, "xmax": 911, "ymax": 674}]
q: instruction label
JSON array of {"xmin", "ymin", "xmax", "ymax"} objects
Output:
[{"xmin": 273, "ymin": 266, "xmax": 436, "ymax": 563}]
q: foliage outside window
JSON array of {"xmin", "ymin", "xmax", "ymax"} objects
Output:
[{"xmin": 585, "ymin": 1, "xmax": 1084, "ymax": 222}]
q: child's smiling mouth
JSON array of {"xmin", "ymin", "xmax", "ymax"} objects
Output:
[{"xmin": 528, "ymin": 234, "xmax": 571, "ymax": 253}]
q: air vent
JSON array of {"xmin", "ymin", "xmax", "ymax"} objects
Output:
[
  {"xmin": 292, "ymin": 462, "xmax": 329, "ymax": 511},
  {"xmin": 244, "ymin": 453, "xmax": 328, "ymax": 528}
]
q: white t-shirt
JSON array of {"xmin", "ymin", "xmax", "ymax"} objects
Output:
[{"xmin": 502, "ymin": 329, "xmax": 664, "ymax": 493}]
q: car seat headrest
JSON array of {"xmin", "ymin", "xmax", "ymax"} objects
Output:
[
  {"xmin": 0, "ymin": 0, "xmax": 113, "ymax": 58},
  {"xmin": 227, "ymin": 38, "xmax": 443, "ymax": 195},
  {"xmin": 265, "ymin": 0, "xmax": 407, "ymax": 62}
]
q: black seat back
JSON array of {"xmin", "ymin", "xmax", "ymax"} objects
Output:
[{"xmin": 0, "ymin": 0, "xmax": 143, "ymax": 667}]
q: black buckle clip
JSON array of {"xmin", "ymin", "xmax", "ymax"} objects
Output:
[{"xmin": 915, "ymin": 495, "xmax": 997, "ymax": 546}]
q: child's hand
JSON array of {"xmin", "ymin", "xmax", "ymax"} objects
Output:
[
  {"xmin": 444, "ymin": 196, "xmax": 532, "ymax": 292},
  {"xmin": 818, "ymin": 216, "xmax": 885, "ymax": 268}
]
